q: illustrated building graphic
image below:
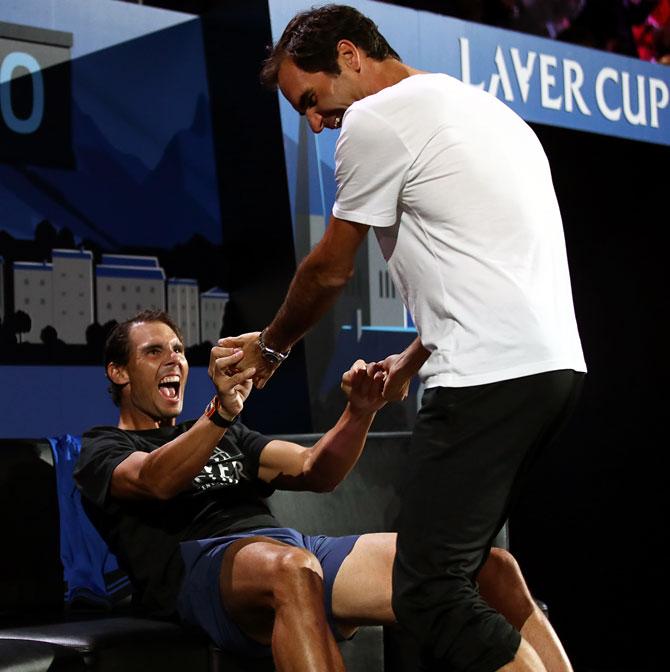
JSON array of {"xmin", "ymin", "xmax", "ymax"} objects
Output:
[
  {"xmin": 11, "ymin": 249, "xmax": 221, "ymax": 347},
  {"xmin": 52, "ymin": 249, "xmax": 94, "ymax": 343},
  {"xmin": 95, "ymin": 254, "xmax": 166, "ymax": 327},
  {"xmin": 167, "ymin": 278, "xmax": 200, "ymax": 347},
  {"xmin": 13, "ymin": 261, "xmax": 53, "ymax": 342},
  {"xmin": 200, "ymin": 287, "xmax": 228, "ymax": 345}
]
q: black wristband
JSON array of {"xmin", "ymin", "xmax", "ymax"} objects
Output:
[{"xmin": 204, "ymin": 396, "xmax": 238, "ymax": 428}]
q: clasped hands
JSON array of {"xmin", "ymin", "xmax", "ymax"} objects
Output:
[{"xmin": 209, "ymin": 333, "xmax": 413, "ymax": 416}]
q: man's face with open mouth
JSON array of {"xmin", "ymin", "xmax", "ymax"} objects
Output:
[{"xmin": 123, "ymin": 320, "xmax": 189, "ymax": 426}]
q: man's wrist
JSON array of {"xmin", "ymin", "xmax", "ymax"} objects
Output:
[
  {"xmin": 204, "ymin": 396, "xmax": 238, "ymax": 428},
  {"xmin": 257, "ymin": 328, "xmax": 291, "ymax": 366}
]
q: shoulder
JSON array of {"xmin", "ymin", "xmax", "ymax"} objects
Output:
[
  {"xmin": 348, "ymin": 73, "xmax": 453, "ymax": 118},
  {"xmin": 77, "ymin": 426, "xmax": 138, "ymax": 472},
  {"xmin": 82, "ymin": 425, "xmax": 131, "ymax": 450},
  {"xmin": 337, "ymin": 76, "xmax": 454, "ymax": 159},
  {"xmin": 224, "ymin": 421, "xmax": 272, "ymax": 459}
]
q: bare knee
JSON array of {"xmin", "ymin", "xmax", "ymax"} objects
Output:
[
  {"xmin": 271, "ymin": 546, "xmax": 324, "ymax": 606},
  {"xmin": 487, "ymin": 548, "xmax": 522, "ymax": 580},
  {"xmin": 479, "ymin": 548, "xmax": 535, "ymax": 628}
]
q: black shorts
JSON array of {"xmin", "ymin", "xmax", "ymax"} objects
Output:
[{"xmin": 392, "ymin": 369, "xmax": 584, "ymax": 672}]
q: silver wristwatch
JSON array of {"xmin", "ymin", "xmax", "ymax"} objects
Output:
[{"xmin": 257, "ymin": 329, "xmax": 290, "ymax": 365}]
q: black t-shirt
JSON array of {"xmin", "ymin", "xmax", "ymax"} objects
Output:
[{"xmin": 74, "ymin": 421, "xmax": 280, "ymax": 616}]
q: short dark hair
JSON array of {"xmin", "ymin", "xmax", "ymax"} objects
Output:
[
  {"xmin": 104, "ymin": 309, "xmax": 184, "ymax": 406},
  {"xmin": 260, "ymin": 4, "xmax": 400, "ymax": 89}
]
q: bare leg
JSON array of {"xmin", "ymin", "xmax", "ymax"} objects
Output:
[
  {"xmin": 332, "ymin": 535, "xmax": 571, "ymax": 672},
  {"xmin": 219, "ymin": 536, "xmax": 345, "ymax": 672},
  {"xmin": 478, "ymin": 549, "xmax": 573, "ymax": 672}
]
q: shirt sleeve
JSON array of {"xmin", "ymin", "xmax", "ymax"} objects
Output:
[
  {"xmin": 333, "ymin": 105, "xmax": 412, "ymax": 228},
  {"xmin": 226, "ymin": 422, "xmax": 272, "ymax": 481},
  {"xmin": 74, "ymin": 427, "xmax": 137, "ymax": 509}
]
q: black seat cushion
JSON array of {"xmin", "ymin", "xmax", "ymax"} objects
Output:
[
  {"xmin": 0, "ymin": 616, "xmax": 210, "ymax": 672},
  {"xmin": 0, "ymin": 638, "xmax": 86, "ymax": 671}
]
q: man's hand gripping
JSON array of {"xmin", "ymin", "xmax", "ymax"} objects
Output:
[{"xmin": 208, "ymin": 338, "xmax": 257, "ymax": 420}]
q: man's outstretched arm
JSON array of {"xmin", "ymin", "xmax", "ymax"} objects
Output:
[
  {"xmin": 256, "ymin": 359, "xmax": 386, "ymax": 492},
  {"xmin": 110, "ymin": 347, "xmax": 254, "ymax": 500},
  {"xmin": 236, "ymin": 216, "xmax": 369, "ymax": 388}
]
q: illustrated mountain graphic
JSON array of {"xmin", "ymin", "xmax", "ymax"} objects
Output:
[{"xmin": 0, "ymin": 96, "xmax": 220, "ymax": 249}]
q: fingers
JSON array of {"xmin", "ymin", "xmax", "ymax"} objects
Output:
[
  {"xmin": 217, "ymin": 332, "xmax": 261, "ymax": 348},
  {"xmin": 341, "ymin": 360, "xmax": 386, "ymax": 398},
  {"xmin": 209, "ymin": 347, "xmax": 244, "ymax": 379},
  {"xmin": 210, "ymin": 350, "xmax": 255, "ymax": 393},
  {"xmin": 228, "ymin": 366, "xmax": 257, "ymax": 387},
  {"xmin": 216, "ymin": 364, "xmax": 256, "ymax": 416},
  {"xmin": 211, "ymin": 345, "xmax": 244, "ymax": 360},
  {"xmin": 253, "ymin": 368, "xmax": 275, "ymax": 389}
]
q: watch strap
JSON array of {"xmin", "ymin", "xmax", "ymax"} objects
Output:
[
  {"xmin": 204, "ymin": 396, "xmax": 238, "ymax": 428},
  {"xmin": 258, "ymin": 329, "xmax": 290, "ymax": 365}
]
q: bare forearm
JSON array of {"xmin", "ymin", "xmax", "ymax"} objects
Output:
[
  {"xmin": 302, "ymin": 405, "xmax": 376, "ymax": 492},
  {"xmin": 263, "ymin": 216, "xmax": 368, "ymax": 352},
  {"xmin": 264, "ymin": 252, "xmax": 350, "ymax": 352},
  {"xmin": 380, "ymin": 336, "xmax": 430, "ymax": 402},
  {"xmin": 399, "ymin": 336, "xmax": 431, "ymax": 375},
  {"xmin": 137, "ymin": 416, "xmax": 226, "ymax": 498}
]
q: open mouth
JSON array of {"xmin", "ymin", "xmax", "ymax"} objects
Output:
[{"xmin": 158, "ymin": 375, "xmax": 181, "ymax": 401}]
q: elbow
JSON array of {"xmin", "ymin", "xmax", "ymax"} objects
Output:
[
  {"xmin": 143, "ymin": 478, "xmax": 176, "ymax": 501},
  {"xmin": 312, "ymin": 480, "xmax": 337, "ymax": 494},
  {"xmin": 303, "ymin": 255, "xmax": 354, "ymax": 290},
  {"xmin": 151, "ymin": 484, "xmax": 177, "ymax": 501},
  {"xmin": 137, "ymin": 464, "xmax": 179, "ymax": 501},
  {"xmin": 304, "ymin": 470, "xmax": 339, "ymax": 493},
  {"xmin": 319, "ymin": 267, "xmax": 353, "ymax": 289},
  {"xmin": 301, "ymin": 465, "xmax": 338, "ymax": 493}
]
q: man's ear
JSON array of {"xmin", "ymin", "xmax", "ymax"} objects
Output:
[
  {"xmin": 336, "ymin": 39, "xmax": 361, "ymax": 71},
  {"xmin": 107, "ymin": 362, "xmax": 129, "ymax": 387}
]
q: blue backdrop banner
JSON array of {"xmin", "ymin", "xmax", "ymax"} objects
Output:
[{"xmin": 269, "ymin": 0, "xmax": 670, "ymax": 147}]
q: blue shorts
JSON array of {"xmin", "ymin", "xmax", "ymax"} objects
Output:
[{"xmin": 176, "ymin": 527, "xmax": 360, "ymax": 656}]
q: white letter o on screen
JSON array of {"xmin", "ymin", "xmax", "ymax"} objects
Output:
[{"xmin": 1, "ymin": 52, "xmax": 44, "ymax": 134}]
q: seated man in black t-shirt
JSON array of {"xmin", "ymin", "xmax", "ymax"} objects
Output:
[{"xmin": 74, "ymin": 310, "xmax": 571, "ymax": 672}]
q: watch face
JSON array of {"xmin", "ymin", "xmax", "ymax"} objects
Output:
[{"xmin": 262, "ymin": 351, "xmax": 282, "ymax": 364}]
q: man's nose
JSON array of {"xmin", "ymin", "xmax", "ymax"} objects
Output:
[{"xmin": 306, "ymin": 108, "xmax": 324, "ymax": 133}]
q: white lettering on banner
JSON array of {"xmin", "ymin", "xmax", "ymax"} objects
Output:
[
  {"xmin": 564, "ymin": 59, "xmax": 591, "ymax": 115},
  {"xmin": 650, "ymin": 78, "xmax": 669, "ymax": 128},
  {"xmin": 510, "ymin": 48, "xmax": 536, "ymax": 103},
  {"xmin": 539, "ymin": 53, "xmax": 562, "ymax": 110},
  {"xmin": 622, "ymin": 72, "xmax": 647, "ymax": 125},
  {"xmin": 596, "ymin": 68, "xmax": 622, "ymax": 121},
  {"xmin": 0, "ymin": 52, "xmax": 44, "ymax": 134},
  {"xmin": 459, "ymin": 38, "xmax": 482, "ymax": 89},
  {"xmin": 459, "ymin": 39, "xmax": 667, "ymax": 133},
  {"xmin": 489, "ymin": 45, "xmax": 515, "ymax": 100}
]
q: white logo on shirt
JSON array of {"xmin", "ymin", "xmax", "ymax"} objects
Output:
[{"xmin": 192, "ymin": 445, "xmax": 247, "ymax": 491}]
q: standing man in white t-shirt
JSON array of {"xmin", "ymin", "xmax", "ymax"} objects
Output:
[{"xmin": 234, "ymin": 5, "xmax": 586, "ymax": 672}]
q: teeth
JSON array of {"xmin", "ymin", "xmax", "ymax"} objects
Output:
[{"xmin": 160, "ymin": 375, "xmax": 180, "ymax": 384}]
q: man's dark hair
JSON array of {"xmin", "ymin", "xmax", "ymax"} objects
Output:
[
  {"xmin": 104, "ymin": 309, "xmax": 184, "ymax": 406},
  {"xmin": 260, "ymin": 4, "xmax": 400, "ymax": 89}
]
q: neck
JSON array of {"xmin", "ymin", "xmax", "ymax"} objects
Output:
[
  {"xmin": 118, "ymin": 407, "xmax": 176, "ymax": 431},
  {"xmin": 364, "ymin": 58, "xmax": 425, "ymax": 96}
]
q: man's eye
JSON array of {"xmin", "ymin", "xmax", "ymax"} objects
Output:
[{"xmin": 307, "ymin": 95, "xmax": 316, "ymax": 108}]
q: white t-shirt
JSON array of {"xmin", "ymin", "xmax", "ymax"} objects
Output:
[{"xmin": 333, "ymin": 73, "xmax": 586, "ymax": 388}]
